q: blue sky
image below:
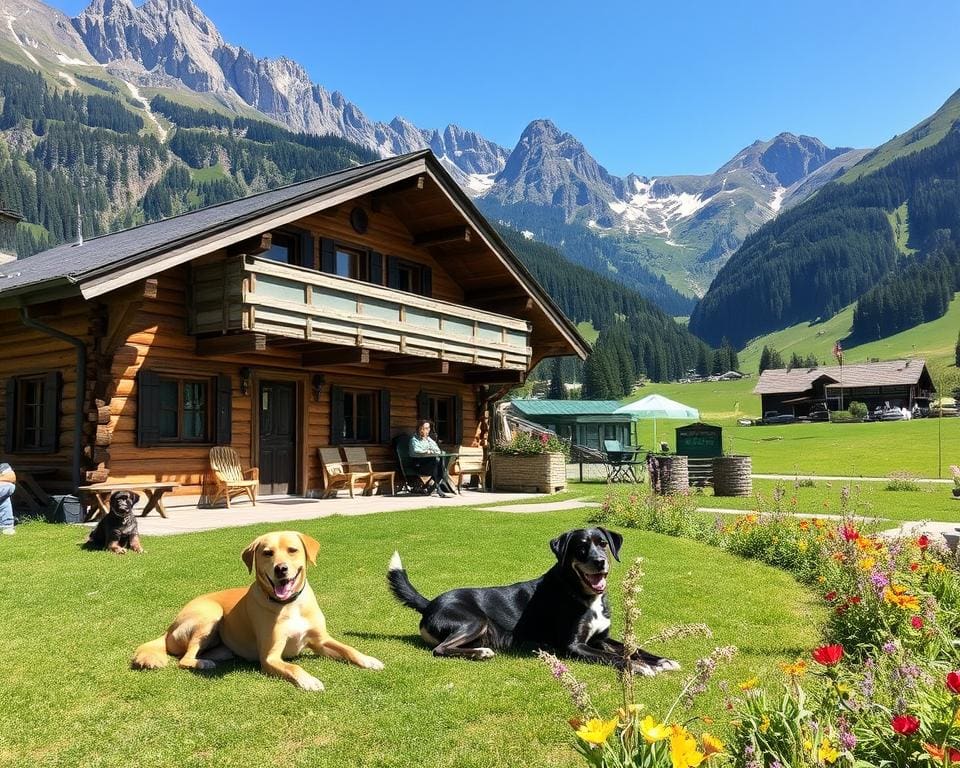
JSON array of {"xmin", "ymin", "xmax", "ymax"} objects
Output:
[{"xmin": 49, "ymin": 0, "xmax": 960, "ymax": 176}]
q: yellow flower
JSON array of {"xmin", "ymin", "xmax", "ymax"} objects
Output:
[
  {"xmin": 835, "ymin": 682, "xmax": 851, "ymax": 698},
  {"xmin": 858, "ymin": 556, "xmax": 876, "ymax": 571},
  {"xmin": 738, "ymin": 677, "xmax": 759, "ymax": 691},
  {"xmin": 574, "ymin": 717, "xmax": 618, "ymax": 746},
  {"xmin": 670, "ymin": 725, "xmax": 706, "ymax": 768},
  {"xmin": 759, "ymin": 714, "xmax": 770, "ymax": 734},
  {"xmin": 780, "ymin": 660, "xmax": 807, "ymax": 678},
  {"xmin": 639, "ymin": 715, "xmax": 671, "ymax": 743},
  {"xmin": 701, "ymin": 732, "xmax": 725, "ymax": 757},
  {"xmin": 797, "ymin": 539, "xmax": 809, "ymax": 553},
  {"xmin": 883, "ymin": 585, "xmax": 920, "ymax": 611},
  {"xmin": 803, "ymin": 739, "xmax": 813, "ymax": 752},
  {"xmin": 818, "ymin": 737, "xmax": 840, "ymax": 764}
]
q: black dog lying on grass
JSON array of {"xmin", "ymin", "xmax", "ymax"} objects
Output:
[
  {"xmin": 387, "ymin": 527, "xmax": 679, "ymax": 675},
  {"xmin": 85, "ymin": 490, "xmax": 144, "ymax": 555}
]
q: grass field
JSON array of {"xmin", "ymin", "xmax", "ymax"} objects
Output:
[{"xmin": 0, "ymin": 506, "xmax": 821, "ymax": 768}]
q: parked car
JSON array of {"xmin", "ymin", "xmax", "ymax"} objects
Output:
[
  {"xmin": 762, "ymin": 411, "xmax": 796, "ymax": 425},
  {"xmin": 808, "ymin": 403, "xmax": 830, "ymax": 422}
]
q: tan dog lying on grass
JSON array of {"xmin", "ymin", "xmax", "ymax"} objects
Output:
[{"xmin": 131, "ymin": 531, "xmax": 383, "ymax": 690}]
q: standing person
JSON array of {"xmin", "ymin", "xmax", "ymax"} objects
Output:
[
  {"xmin": 0, "ymin": 462, "xmax": 16, "ymax": 535},
  {"xmin": 409, "ymin": 421, "xmax": 451, "ymax": 498}
]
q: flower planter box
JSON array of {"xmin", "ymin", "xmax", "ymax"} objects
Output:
[{"xmin": 491, "ymin": 452, "xmax": 567, "ymax": 494}]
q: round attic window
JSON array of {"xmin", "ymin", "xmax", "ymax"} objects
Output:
[{"xmin": 350, "ymin": 206, "xmax": 369, "ymax": 234}]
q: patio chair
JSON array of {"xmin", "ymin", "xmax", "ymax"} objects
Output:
[
  {"xmin": 208, "ymin": 446, "xmax": 259, "ymax": 508},
  {"xmin": 392, "ymin": 434, "xmax": 434, "ymax": 495},
  {"xmin": 450, "ymin": 445, "xmax": 487, "ymax": 492},
  {"xmin": 602, "ymin": 440, "xmax": 644, "ymax": 484},
  {"xmin": 341, "ymin": 446, "xmax": 395, "ymax": 496},
  {"xmin": 318, "ymin": 448, "xmax": 372, "ymax": 499}
]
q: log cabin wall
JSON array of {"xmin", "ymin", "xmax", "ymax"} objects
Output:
[{"xmin": 0, "ymin": 304, "xmax": 91, "ymax": 494}]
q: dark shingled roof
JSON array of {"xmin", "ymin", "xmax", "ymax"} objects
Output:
[
  {"xmin": 754, "ymin": 359, "xmax": 930, "ymax": 394},
  {"xmin": 0, "ymin": 152, "xmax": 425, "ymax": 297}
]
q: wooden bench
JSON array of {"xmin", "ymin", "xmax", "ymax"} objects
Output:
[{"xmin": 78, "ymin": 482, "xmax": 181, "ymax": 522}]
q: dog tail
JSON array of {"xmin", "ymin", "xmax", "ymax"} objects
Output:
[
  {"xmin": 131, "ymin": 635, "xmax": 169, "ymax": 669},
  {"xmin": 387, "ymin": 551, "xmax": 430, "ymax": 613}
]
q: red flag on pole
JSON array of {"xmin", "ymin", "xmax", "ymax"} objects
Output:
[{"xmin": 833, "ymin": 341, "xmax": 843, "ymax": 364}]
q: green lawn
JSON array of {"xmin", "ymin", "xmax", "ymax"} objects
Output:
[
  {"xmin": 691, "ymin": 477, "xmax": 960, "ymax": 525},
  {"xmin": 0, "ymin": 505, "xmax": 821, "ymax": 768}
]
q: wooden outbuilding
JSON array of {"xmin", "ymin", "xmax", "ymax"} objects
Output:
[{"xmin": 0, "ymin": 151, "xmax": 588, "ymax": 500}]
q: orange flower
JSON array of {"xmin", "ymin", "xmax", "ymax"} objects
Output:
[{"xmin": 884, "ymin": 585, "xmax": 920, "ymax": 611}]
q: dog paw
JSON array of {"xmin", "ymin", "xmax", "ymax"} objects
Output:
[
  {"xmin": 656, "ymin": 658, "xmax": 681, "ymax": 673},
  {"xmin": 194, "ymin": 659, "xmax": 217, "ymax": 671},
  {"xmin": 630, "ymin": 661, "xmax": 657, "ymax": 677},
  {"xmin": 360, "ymin": 655, "xmax": 384, "ymax": 671},
  {"xmin": 472, "ymin": 647, "xmax": 495, "ymax": 660},
  {"xmin": 297, "ymin": 673, "xmax": 325, "ymax": 692}
]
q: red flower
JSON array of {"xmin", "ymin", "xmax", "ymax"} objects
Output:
[
  {"xmin": 891, "ymin": 714, "xmax": 920, "ymax": 735},
  {"xmin": 918, "ymin": 535, "xmax": 930, "ymax": 550},
  {"xmin": 812, "ymin": 644, "xmax": 844, "ymax": 666},
  {"xmin": 912, "ymin": 616, "xmax": 924, "ymax": 630},
  {"xmin": 835, "ymin": 604, "xmax": 848, "ymax": 615},
  {"xmin": 825, "ymin": 591, "xmax": 837, "ymax": 602},
  {"xmin": 840, "ymin": 525, "xmax": 860, "ymax": 542},
  {"xmin": 848, "ymin": 595, "xmax": 862, "ymax": 605},
  {"xmin": 947, "ymin": 671, "xmax": 960, "ymax": 695}
]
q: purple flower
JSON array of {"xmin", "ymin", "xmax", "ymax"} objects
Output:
[
  {"xmin": 870, "ymin": 571, "xmax": 890, "ymax": 592},
  {"xmin": 882, "ymin": 640, "xmax": 897, "ymax": 655},
  {"xmin": 838, "ymin": 716, "xmax": 857, "ymax": 750}
]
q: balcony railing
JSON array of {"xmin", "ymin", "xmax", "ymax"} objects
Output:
[{"xmin": 189, "ymin": 256, "xmax": 532, "ymax": 370}]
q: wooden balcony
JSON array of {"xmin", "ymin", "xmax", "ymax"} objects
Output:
[{"xmin": 189, "ymin": 256, "xmax": 532, "ymax": 370}]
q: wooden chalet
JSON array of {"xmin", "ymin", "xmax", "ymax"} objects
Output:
[
  {"xmin": 754, "ymin": 359, "xmax": 935, "ymax": 416},
  {"xmin": 0, "ymin": 151, "xmax": 588, "ymax": 499}
]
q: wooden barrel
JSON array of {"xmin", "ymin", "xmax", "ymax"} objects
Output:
[
  {"xmin": 651, "ymin": 454, "xmax": 689, "ymax": 494},
  {"xmin": 712, "ymin": 455, "xmax": 752, "ymax": 496}
]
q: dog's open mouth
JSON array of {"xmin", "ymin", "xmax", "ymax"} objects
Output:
[
  {"xmin": 575, "ymin": 566, "xmax": 608, "ymax": 594},
  {"xmin": 270, "ymin": 568, "xmax": 303, "ymax": 601}
]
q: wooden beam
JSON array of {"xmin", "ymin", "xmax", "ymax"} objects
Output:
[
  {"xmin": 371, "ymin": 175, "xmax": 425, "ymax": 204},
  {"xmin": 196, "ymin": 333, "xmax": 267, "ymax": 356},
  {"xmin": 301, "ymin": 347, "xmax": 370, "ymax": 367},
  {"xmin": 102, "ymin": 279, "xmax": 160, "ymax": 357},
  {"xmin": 412, "ymin": 226, "xmax": 471, "ymax": 247},
  {"xmin": 463, "ymin": 369, "xmax": 524, "ymax": 384},
  {"xmin": 227, "ymin": 232, "xmax": 272, "ymax": 257},
  {"xmin": 384, "ymin": 359, "xmax": 449, "ymax": 377}
]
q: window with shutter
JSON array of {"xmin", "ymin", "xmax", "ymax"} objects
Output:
[
  {"xmin": 137, "ymin": 370, "xmax": 229, "ymax": 446},
  {"xmin": 7, "ymin": 372, "xmax": 61, "ymax": 453},
  {"xmin": 420, "ymin": 391, "xmax": 459, "ymax": 444}
]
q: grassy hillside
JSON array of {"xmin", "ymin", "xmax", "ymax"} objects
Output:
[{"xmin": 738, "ymin": 292, "xmax": 960, "ymax": 382}]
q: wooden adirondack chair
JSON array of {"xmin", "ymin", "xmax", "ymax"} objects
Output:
[
  {"xmin": 450, "ymin": 446, "xmax": 487, "ymax": 491},
  {"xmin": 208, "ymin": 446, "xmax": 259, "ymax": 508},
  {"xmin": 318, "ymin": 447, "xmax": 372, "ymax": 498},
  {"xmin": 341, "ymin": 446, "xmax": 395, "ymax": 495}
]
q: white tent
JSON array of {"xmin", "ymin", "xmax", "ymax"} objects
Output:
[{"xmin": 614, "ymin": 394, "xmax": 700, "ymax": 448}]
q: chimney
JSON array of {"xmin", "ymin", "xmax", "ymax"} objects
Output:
[{"xmin": 76, "ymin": 201, "xmax": 83, "ymax": 247}]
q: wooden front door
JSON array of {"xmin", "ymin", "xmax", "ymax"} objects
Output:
[{"xmin": 258, "ymin": 381, "xmax": 297, "ymax": 495}]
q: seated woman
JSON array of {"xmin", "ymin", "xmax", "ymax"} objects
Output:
[{"xmin": 409, "ymin": 420, "xmax": 451, "ymax": 498}]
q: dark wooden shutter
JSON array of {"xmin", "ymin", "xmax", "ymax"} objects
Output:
[
  {"xmin": 300, "ymin": 232, "xmax": 316, "ymax": 269},
  {"xmin": 40, "ymin": 371, "xmax": 61, "ymax": 452},
  {"xmin": 216, "ymin": 373, "xmax": 232, "ymax": 445},
  {"xmin": 137, "ymin": 369, "xmax": 161, "ymax": 447},
  {"xmin": 330, "ymin": 385, "xmax": 344, "ymax": 445},
  {"xmin": 420, "ymin": 266, "xmax": 432, "ymax": 297},
  {"xmin": 453, "ymin": 394, "xmax": 463, "ymax": 446},
  {"xmin": 379, "ymin": 389, "xmax": 391, "ymax": 444},
  {"xmin": 369, "ymin": 251, "xmax": 383, "ymax": 285},
  {"xmin": 416, "ymin": 390, "xmax": 429, "ymax": 423},
  {"xmin": 320, "ymin": 237, "xmax": 336, "ymax": 274},
  {"xmin": 386, "ymin": 256, "xmax": 400, "ymax": 289},
  {"xmin": 4, "ymin": 378, "xmax": 15, "ymax": 453}
]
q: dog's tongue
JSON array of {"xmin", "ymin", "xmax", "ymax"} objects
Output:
[
  {"xmin": 584, "ymin": 573, "xmax": 607, "ymax": 592},
  {"xmin": 274, "ymin": 579, "xmax": 295, "ymax": 600}
]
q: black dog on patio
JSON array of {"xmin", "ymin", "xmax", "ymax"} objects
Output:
[
  {"xmin": 86, "ymin": 490, "xmax": 144, "ymax": 555},
  {"xmin": 387, "ymin": 527, "xmax": 679, "ymax": 675}
]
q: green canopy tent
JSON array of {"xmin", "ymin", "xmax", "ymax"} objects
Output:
[{"xmin": 614, "ymin": 393, "xmax": 700, "ymax": 449}]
